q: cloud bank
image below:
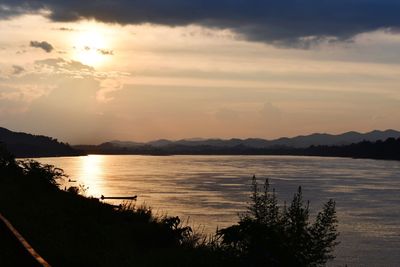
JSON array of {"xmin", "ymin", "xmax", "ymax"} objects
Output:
[{"xmin": 1, "ymin": 1, "xmax": 400, "ymax": 47}]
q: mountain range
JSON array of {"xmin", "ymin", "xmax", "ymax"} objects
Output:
[
  {"xmin": 1, "ymin": 126, "xmax": 400, "ymax": 157},
  {"xmin": 75, "ymin": 129, "xmax": 400, "ymax": 154}
]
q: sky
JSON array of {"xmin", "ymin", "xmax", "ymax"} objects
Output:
[{"xmin": 0, "ymin": 1, "xmax": 400, "ymax": 144}]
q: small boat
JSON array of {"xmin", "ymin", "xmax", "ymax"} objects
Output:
[{"xmin": 100, "ymin": 195, "xmax": 137, "ymax": 200}]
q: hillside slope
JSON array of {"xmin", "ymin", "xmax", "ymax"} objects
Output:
[{"xmin": 0, "ymin": 127, "xmax": 83, "ymax": 157}]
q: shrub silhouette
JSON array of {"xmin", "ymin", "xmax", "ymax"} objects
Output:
[
  {"xmin": 18, "ymin": 159, "xmax": 66, "ymax": 186},
  {"xmin": 0, "ymin": 142, "xmax": 19, "ymax": 175},
  {"xmin": 217, "ymin": 175, "xmax": 339, "ymax": 266}
]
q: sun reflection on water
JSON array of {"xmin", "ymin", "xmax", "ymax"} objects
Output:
[{"xmin": 79, "ymin": 155, "xmax": 105, "ymax": 198}]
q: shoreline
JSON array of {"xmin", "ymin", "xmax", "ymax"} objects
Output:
[{"xmin": 26, "ymin": 152, "xmax": 400, "ymax": 162}]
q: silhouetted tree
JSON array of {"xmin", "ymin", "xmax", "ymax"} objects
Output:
[
  {"xmin": 309, "ymin": 199, "xmax": 339, "ymax": 266},
  {"xmin": 0, "ymin": 142, "xmax": 18, "ymax": 176},
  {"xmin": 18, "ymin": 159, "xmax": 66, "ymax": 186},
  {"xmin": 217, "ymin": 175, "xmax": 339, "ymax": 266}
]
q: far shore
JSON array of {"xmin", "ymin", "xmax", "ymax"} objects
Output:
[{"xmin": 27, "ymin": 151, "xmax": 400, "ymax": 162}]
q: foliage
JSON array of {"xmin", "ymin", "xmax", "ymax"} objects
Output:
[
  {"xmin": 304, "ymin": 137, "xmax": 400, "ymax": 160},
  {"xmin": 217, "ymin": 175, "xmax": 339, "ymax": 266},
  {"xmin": 116, "ymin": 201, "xmax": 195, "ymax": 247},
  {"xmin": 66, "ymin": 184, "xmax": 89, "ymax": 195},
  {"xmin": 17, "ymin": 159, "xmax": 66, "ymax": 186},
  {"xmin": 0, "ymin": 142, "xmax": 18, "ymax": 175}
]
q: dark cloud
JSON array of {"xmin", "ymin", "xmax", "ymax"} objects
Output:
[
  {"xmin": 57, "ymin": 27, "xmax": 74, "ymax": 31},
  {"xmin": 97, "ymin": 49, "xmax": 114, "ymax": 55},
  {"xmin": 79, "ymin": 46, "xmax": 114, "ymax": 55},
  {"xmin": 3, "ymin": 1, "xmax": 400, "ymax": 47},
  {"xmin": 12, "ymin": 65, "xmax": 25, "ymax": 75},
  {"xmin": 30, "ymin": 40, "xmax": 54, "ymax": 53},
  {"xmin": 0, "ymin": 4, "xmax": 29, "ymax": 20}
]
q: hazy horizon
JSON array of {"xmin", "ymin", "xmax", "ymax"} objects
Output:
[{"xmin": 1, "ymin": 2, "xmax": 400, "ymax": 144}]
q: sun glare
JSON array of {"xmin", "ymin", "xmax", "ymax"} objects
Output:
[
  {"xmin": 79, "ymin": 155, "xmax": 105, "ymax": 197},
  {"xmin": 72, "ymin": 25, "xmax": 112, "ymax": 67}
]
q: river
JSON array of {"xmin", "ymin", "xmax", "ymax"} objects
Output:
[{"xmin": 37, "ymin": 155, "xmax": 400, "ymax": 266}]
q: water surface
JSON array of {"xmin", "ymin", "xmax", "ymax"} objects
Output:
[{"xmin": 38, "ymin": 155, "xmax": 400, "ymax": 266}]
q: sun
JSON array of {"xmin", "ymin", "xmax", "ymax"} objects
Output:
[{"xmin": 72, "ymin": 26, "xmax": 112, "ymax": 67}]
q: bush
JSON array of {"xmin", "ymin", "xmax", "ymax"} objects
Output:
[
  {"xmin": 18, "ymin": 159, "xmax": 66, "ymax": 186},
  {"xmin": 0, "ymin": 143, "xmax": 18, "ymax": 175},
  {"xmin": 217, "ymin": 175, "xmax": 339, "ymax": 266}
]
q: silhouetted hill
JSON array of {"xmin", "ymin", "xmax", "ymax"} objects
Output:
[
  {"xmin": 74, "ymin": 129, "xmax": 400, "ymax": 156},
  {"xmin": 77, "ymin": 140, "xmax": 398, "ymax": 159},
  {"xmin": 148, "ymin": 139, "xmax": 174, "ymax": 147},
  {"xmin": 274, "ymin": 129, "xmax": 400, "ymax": 148},
  {"xmin": 0, "ymin": 127, "xmax": 84, "ymax": 157},
  {"xmin": 114, "ymin": 129, "xmax": 400, "ymax": 148}
]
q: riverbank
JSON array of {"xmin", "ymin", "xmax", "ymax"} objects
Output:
[
  {"xmin": 0, "ymin": 164, "xmax": 229, "ymax": 266},
  {"xmin": 1, "ymin": 150, "xmax": 343, "ymax": 266}
]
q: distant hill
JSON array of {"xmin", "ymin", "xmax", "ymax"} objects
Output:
[
  {"xmin": 74, "ymin": 129, "xmax": 400, "ymax": 156},
  {"xmin": 101, "ymin": 129, "xmax": 400, "ymax": 148},
  {"xmin": 257, "ymin": 129, "xmax": 400, "ymax": 148},
  {"xmin": 0, "ymin": 127, "xmax": 84, "ymax": 157}
]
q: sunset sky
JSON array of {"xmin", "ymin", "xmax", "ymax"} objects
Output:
[{"xmin": 1, "ymin": 1, "xmax": 400, "ymax": 144}]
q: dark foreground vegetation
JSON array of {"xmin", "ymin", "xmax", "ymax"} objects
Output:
[{"xmin": 0, "ymin": 144, "xmax": 339, "ymax": 266}]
